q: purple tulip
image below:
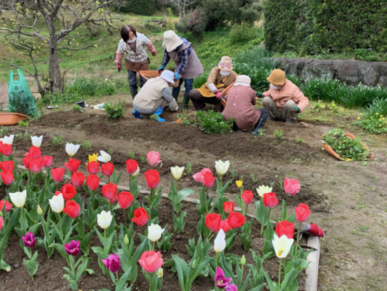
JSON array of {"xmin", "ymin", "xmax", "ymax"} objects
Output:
[
  {"xmin": 22, "ymin": 232, "xmax": 36, "ymax": 248},
  {"xmin": 64, "ymin": 240, "xmax": 80, "ymax": 256},
  {"xmin": 225, "ymin": 284, "xmax": 238, "ymax": 291},
  {"xmin": 215, "ymin": 267, "xmax": 232, "ymax": 289},
  {"xmin": 102, "ymin": 253, "xmax": 120, "ymax": 273}
]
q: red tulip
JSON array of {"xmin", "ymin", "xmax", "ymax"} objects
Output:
[
  {"xmin": 126, "ymin": 159, "xmax": 139, "ymax": 174},
  {"xmin": 203, "ymin": 172, "xmax": 215, "ymax": 187},
  {"xmin": 63, "ymin": 200, "xmax": 81, "ymax": 218},
  {"xmin": 0, "ymin": 161, "xmax": 14, "ymax": 172},
  {"xmin": 220, "ymin": 219, "xmax": 231, "ymax": 233},
  {"xmin": 51, "ymin": 167, "xmax": 65, "ymax": 182},
  {"xmin": 42, "ymin": 156, "xmax": 53, "ymax": 167},
  {"xmin": 0, "ymin": 199, "xmax": 12, "ymax": 212},
  {"xmin": 86, "ymin": 174, "xmax": 100, "ymax": 191},
  {"xmin": 242, "ymin": 190, "xmax": 254, "ymax": 204},
  {"xmin": 71, "ymin": 172, "xmax": 85, "ymax": 187},
  {"xmin": 65, "ymin": 158, "xmax": 81, "ymax": 173},
  {"xmin": 0, "ymin": 144, "xmax": 12, "ymax": 156},
  {"xmin": 61, "ymin": 183, "xmax": 77, "ymax": 200},
  {"xmin": 101, "ymin": 162, "xmax": 114, "ymax": 177},
  {"xmin": 223, "ymin": 201, "xmax": 234, "ymax": 215},
  {"xmin": 228, "ymin": 212, "xmax": 246, "ymax": 229},
  {"xmin": 102, "ymin": 183, "xmax": 117, "ymax": 203},
  {"xmin": 27, "ymin": 146, "xmax": 41, "ymax": 159},
  {"xmin": 117, "ymin": 192, "xmax": 134, "ymax": 209},
  {"xmin": 284, "ymin": 178, "xmax": 300, "ymax": 196},
  {"xmin": 275, "ymin": 221, "xmax": 294, "ymax": 239},
  {"xmin": 132, "ymin": 207, "xmax": 149, "ymax": 226},
  {"xmin": 29, "ymin": 158, "xmax": 43, "ymax": 173},
  {"xmin": 22, "ymin": 156, "xmax": 33, "ymax": 169},
  {"xmin": 0, "ymin": 217, "xmax": 3, "ymax": 230},
  {"xmin": 139, "ymin": 250, "xmax": 164, "ymax": 273},
  {"xmin": 205, "ymin": 213, "xmax": 221, "ymax": 232},
  {"xmin": 144, "ymin": 169, "xmax": 160, "ymax": 189},
  {"xmin": 263, "ymin": 193, "xmax": 278, "ymax": 208},
  {"xmin": 54, "ymin": 191, "xmax": 62, "ymax": 196},
  {"xmin": 193, "ymin": 168, "xmax": 212, "ymax": 184},
  {"xmin": 0, "ymin": 171, "xmax": 14, "ymax": 185},
  {"xmin": 87, "ymin": 161, "xmax": 99, "ymax": 175},
  {"xmin": 295, "ymin": 204, "xmax": 311, "ymax": 222}
]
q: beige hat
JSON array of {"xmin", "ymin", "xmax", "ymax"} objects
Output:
[
  {"xmin": 233, "ymin": 75, "xmax": 251, "ymax": 87},
  {"xmin": 162, "ymin": 30, "xmax": 183, "ymax": 52},
  {"xmin": 267, "ymin": 69, "xmax": 286, "ymax": 86}
]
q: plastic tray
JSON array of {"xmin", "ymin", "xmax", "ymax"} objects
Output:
[
  {"xmin": 0, "ymin": 112, "xmax": 28, "ymax": 125},
  {"xmin": 139, "ymin": 70, "xmax": 180, "ymax": 88}
]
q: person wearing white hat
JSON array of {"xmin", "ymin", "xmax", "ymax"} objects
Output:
[
  {"xmin": 132, "ymin": 70, "xmax": 179, "ymax": 122},
  {"xmin": 158, "ymin": 30, "xmax": 204, "ymax": 110}
]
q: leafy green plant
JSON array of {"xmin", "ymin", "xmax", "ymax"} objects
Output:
[
  {"xmin": 197, "ymin": 110, "xmax": 234, "ymax": 134},
  {"xmin": 353, "ymin": 113, "xmax": 387, "ymax": 134},
  {"xmin": 230, "ymin": 24, "xmax": 262, "ymax": 44},
  {"xmin": 128, "ymin": 151, "xmax": 135, "ymax": 159},
  {"xmin": 52, "ymin": 135, "xmax": 65, "ymax": 146},
  {"xmin": 81, "ymin": 140, "xmax": 91, "ymax": 151},
  {"xmin": 71, "ymin": 104, "xmax": 83, "ymax": 112},
  {"xmin": 185, "ymin": 162, "xmax": 193, "ymax": 175},
  {"xmin": 295, "ymin": 137, "xmax": 304, "ymax": 143},
  {"xmin": 104, "ymin": 101, "xmax": 125, "ymax": 120},
  {"xmin": 230, "ymin": 170, "xmax": 238, "ymax": 180},
  {"xmin": 250, "ymin": 174, "xmax": 258, "ymax": 184},
  {"xmin": 323, "ymin": 128, "xmax": 370, "ymax": 161},
  {"xmin": 18, "ymin": 120, "xmax": 29, "ymax": 127},
  {"xmin": 108, "ymin": 148, "xmax": 114, "ymax": 155},
  {"xmin": 0, "ymin": 127, "xmax": 9, "ymax": 136},
  {"xmin": 273, "ymin": 129, "xmax": 283, "ymax": 139}
]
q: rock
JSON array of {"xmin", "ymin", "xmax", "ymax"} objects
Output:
[
  {"xmin": 301, "ymin": 60, "xmax": 335, "ymax": 82},
  {"xmin": 335, "ymin": 62, "xmax": 361, "ymax": 86},
  {"xmin": 13, "ymin": 264, "xmax": 21, "ymax": 269}
]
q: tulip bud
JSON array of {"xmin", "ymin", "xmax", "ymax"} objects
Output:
[
  {"xmin": 192, "ymin": 259, "xmax": 196, "ymax": 268},
  {"xmin": 240, "ymin": 255, "xmax": 246, "ymax": 266},
  {"xmin": 124, "ymin": 234, "xmax": 129, "ymax": 245},
  {"xmin": 37, "ymin": 205, "xmax": 43, "ymax": 215},
  {"xmin": 236, "ymin": 180, "xmax": 243, "ymax": 188}
]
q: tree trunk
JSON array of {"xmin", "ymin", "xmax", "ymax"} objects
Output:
[{"xmin": 49, "ymin": 35, "xmax": 62, "ymax": 94}]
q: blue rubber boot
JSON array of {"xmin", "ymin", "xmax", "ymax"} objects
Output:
[
  {"xmin": 157, "ymin": 117, "xmax": 165, "ymax": 122},
  {"xmin": 132, "ymin": 109, "xmax": 143, "ymax": 119},
  {"xmin": 154, "ymin": 107, "xmax": 164, "ymax": 116}
]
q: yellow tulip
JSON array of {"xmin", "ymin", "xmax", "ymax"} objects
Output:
[
  {"xmin": 236, "ymin": 180, "xmax": 243, "ymax": 188},
  {"xmin": 89, "ymin": 153, "xmax": 98, "ymax": 163}
]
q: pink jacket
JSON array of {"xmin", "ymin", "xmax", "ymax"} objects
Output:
[{"xmin": 262, "ymin": 79, "xmax": 309, "ymax": 111}]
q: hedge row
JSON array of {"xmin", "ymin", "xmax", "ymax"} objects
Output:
[{"xmin": 264, "ymin": 0, "xmax": 387, "ymax": 54}]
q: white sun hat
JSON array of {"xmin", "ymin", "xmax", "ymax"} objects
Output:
[
  {"xmin": 162, "ymin": 30, "xmax": 183, "ymax": 52},
  {"xmin": 160, "ymin": 70, "xmax": 175, "ymax": 83},
  {"xmin": 233, "ymin": 75, "xmax": 251, "ymax": 87}
]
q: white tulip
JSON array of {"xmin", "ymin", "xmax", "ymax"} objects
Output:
[
  {"xmin": 147, "ymin": 223, "xmax": 165, "ymax": 242},
  {"xmin": 97, "ymin": 150, "xmax": 111, "ymax": 163},
  {"xmin": 272, "ymin": 234, "xmax": 294, "ymax": 258},
  {"xmin": 132, "ymin": 166, "xmax": 140, "ymax": 177},
  {"xmin": 156, "ymin": 268, "xmax": 163, "ymax": 278},
  {"xmin": 171, "ymin": 166, "xmax": 184, "ymax": 180},
  {"xmin": 9, "ymin": 190, "xmax": 26, "ymax": 208},
  {"xmin": 214, "ymin": 229, "xmax": 226, "ymax": 253},
  {"xmin": 0, "ymin": 135, "xmax": 14, "ymax": 145},
  {"xmin": 49, "ymin": 193, "xmax": 64, "ymax": 213},
  {"xmin": 97, "ymin": 210, "xmax": 113, "ymax": 229},
  {"xmin": 31, "ymin": 135, "xmax": 43, "ymax": 147},
  {"xmin": 215, "ymin": 160, "xmax": 230, "ymax": 176},
  {"xmin": 66, "ymin": 143, "xmax": 80, "ymax": 157},
  {"xmin": 256, "ymin": 185, "xmax": 273, "ymax": 198}
]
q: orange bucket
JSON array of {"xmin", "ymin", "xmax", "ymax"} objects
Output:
[
  {"xmin": 0, "ymin": 113, "xmax": 29, "ymax": 126},
  {"xmin": 322, "ymin": 133, "xmax": 374, "ymax": 160},
  {"xmin": 139, "ymin": 70, "xmax": 180, "ymax": 88}
]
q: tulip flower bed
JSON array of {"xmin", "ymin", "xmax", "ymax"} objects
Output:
[{"xmin": 0, "ymin": 133, "xmax": 325, "ymax": 291}]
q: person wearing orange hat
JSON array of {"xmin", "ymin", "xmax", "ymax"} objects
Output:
[
  {"xmin": 262, "ymin": 69, "xmax": 309, "ymax": 124},
  {"xmin": 189, "ymin": 56, "xmax": 238, "ymax": 112}
]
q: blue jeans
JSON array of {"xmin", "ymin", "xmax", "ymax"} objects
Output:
[
  {"xmin": 128, "ymin": 70, "xmax": 147, "ymax": 98},
  {"xmin": 172, "ymin": 78, "xmax": 193, "ymax": 95}
]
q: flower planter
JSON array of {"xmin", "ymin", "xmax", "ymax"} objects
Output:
[
  {"xmin": 139, "ymin": 70, "xmax": 180, "ymax": 88},
  {"xmin": 322, "ymin": 133, "xmax": 374, "ymax": 160},
  {"xmin": 0, "ymin": 112, "xmax": 28, "ymax": 125}
]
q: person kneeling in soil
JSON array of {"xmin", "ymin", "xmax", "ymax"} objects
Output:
[
  {"xmin": 222, "ymin": 75, "xmax": 268, "ymax": 134},
  {"xmin": 262, "ymin": 69, "xmax": 309, "ymax": 124},
  {"xmin": 132, "ymin": 70, "xmax": 178, "ymax": 122},
  {"xmin": 189, "ymin": 56, "xmax": 238, "ymax": 112}
]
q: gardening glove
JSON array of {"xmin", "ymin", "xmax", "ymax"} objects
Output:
[
  {"xmin": 157, "ymin": 65, "xmax": 165, "ymax": 72},
  {"xmin": 169, "ymin": 99, "xmax": 179, "ymax": 112},
  {"xmin": 306, "ymin": 223, "xmax": 325, "ymax": 237},
  {"xmin": 293, "ymin": 106, "xmax": 301, "ymax": 113},
  {"xmin": 152, "ymin": 51, "xmax": 157, "ymax": 57},
  {"xmin": 117, "ymin": 64, "xmax": 121, "ymax": 73},
  {"xmin": 215, "ymin": 91, "xmax": 222, "ymax": 99},
  {"xmin": 174, "ymin": 72, "xmax": 181, "ymax": 81},
  {"xmin": 256, "ymin": 91, "xmax": 263, "ymax": 98}
]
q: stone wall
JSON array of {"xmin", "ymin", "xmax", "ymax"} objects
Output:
[{"xmin": 271, "ymin": 58, "xmax": 387, "ymax": 87}]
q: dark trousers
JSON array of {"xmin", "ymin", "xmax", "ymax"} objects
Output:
[
  {"xmin": 189, "ymin": 89, "xmax": 223, "ymax": 112},
  {"xmin": 172, "ymin": 78, "xmax": 193, "ymax": 95},
  {"xmin": 128, "ymin": 70, "xmax": 147, "ymax": 99},
  {"xmin": 233, "ymin": 108, "xmax": 268, "ymax": 132}
]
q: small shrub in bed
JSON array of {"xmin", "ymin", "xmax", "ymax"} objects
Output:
[
  {"xmin": 197, "ymin": 110, "xmax": 234, "ymax": 134},
  {"xmin": 103, "ymin": 101, "xmax": 125, "ymax": 119}
]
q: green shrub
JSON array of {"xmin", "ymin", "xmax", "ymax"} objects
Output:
[
  {"xmin": 52, "ymin": 135, "xmax": 65, "ymax": 147},
  {"xmin": 104, "ymin": 101, "xmax": 125, "ymax": 119},
  {"xmin": 71, "ymin": 104, "xmax": 83, "ymax": 112},
  {"xmin": 229, "ymin": 24, "xmax": 261, "ymax": 44},
  {"xmin": 197, "ymin": 110, "xmax": 234, "ymax": 134},
  {"xmin": 353, "ymin": 114, "xmax": 387, "ymax": 134},
  {"xmin": 113, "ymin": 0, "xmax": 156, "ymax": 15}
]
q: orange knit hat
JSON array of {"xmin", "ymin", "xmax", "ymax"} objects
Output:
[{"xmin": 267, "ymin": 69, "xmax": 286, "ymax": 86}]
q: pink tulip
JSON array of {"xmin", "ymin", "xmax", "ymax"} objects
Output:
[
  {"xmin": 193, "ymin": 168, "xmax": 212, "ymax": 184},
  {"xmin": 147, "ymin": 151, "xmax": 162, "ymax": 167},
  {"xmin": 284, "ymin": 178, "xmax": 300, "ymax": 196},
  {"xmin": 102, "ymin": 253, "xmax": 121, "ymax": 273},
  {"xmin": 139, "ymin": 250, "xmax": 164, "ymax": 273}
]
